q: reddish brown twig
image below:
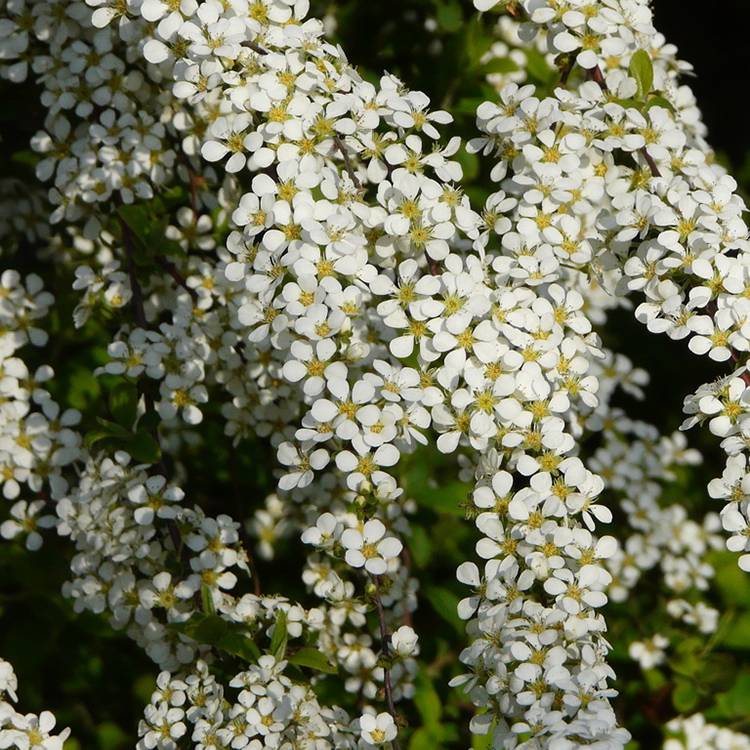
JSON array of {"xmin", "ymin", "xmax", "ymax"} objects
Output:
[{"xmin": 372, "ymin": 576, "xmax": 401, "ymax": 750}]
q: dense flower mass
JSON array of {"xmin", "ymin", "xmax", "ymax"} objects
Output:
[
  {"xmin": 1, "ymin": 657, "xmax": 70, "ymax": 750},
  {"xmin": 2, "ymin": 0, "xmax": 750, "ymax": 748}
]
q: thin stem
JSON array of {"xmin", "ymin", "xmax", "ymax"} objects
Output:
[
  {"xmin": 158, "ymin": 257, "xmax": 198, "ymax": 302},
  {"xmin": 334, "ymin": 134, "xmax": 361, "ymax": 189},
  {"xmin": 589, "ymin": 65, "xmax": 607, "ymax": 89},
  {"xmin": 641, "ymin": 148, "xmax": 661, "ymax": 178},
  {"xmin": 247, "ymin": 546, "xmax": 262, "ymax": 596},
  {"xmin": 119, "ymin": 217, "xmax": 147, "ymax": 329},
  {"xmin": 234, "ymin": 340, "xmax": 249, "ymax": 364},
  {"xmin": 372, "ymin": 575, "xmax": 401, "ymax": 750},
  {"xmin": 119, "ymin": 218, "xmax": 194, "ymax": 573},
  {"xmin": 243, "ymin": 39, "xmax": 268, "ymax": 55},
  {"xmin": 559, "ymin": 56, "xmax": 574, "ymax": 86},
  {"xmin": 504, "ymin": 1, "xmax": 527, "ymax": 21}
]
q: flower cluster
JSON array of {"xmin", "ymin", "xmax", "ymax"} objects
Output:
[
  {"xmin": 137, "ymin": 657, "xmax": 359, "ymax": 750},
  {"xmin": 471, "ymin": 0, "xmax": 750, "ymax": 587},
  {"xmin": 0, "ymin": 270, "xmax": 80, "ymax": 548},
  {"xmin": 1, "ymin": 0, "xmax": 750, "ymax": 747},
  {"xmin": 663, "ymin": 714, "xmax": 750, "ymax": 750},
  {"xmin": 0, "ymin": 655, "xmax": 69, "ymax": 750}
]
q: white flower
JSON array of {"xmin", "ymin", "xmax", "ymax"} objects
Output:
[
  {"xmin": 359, "ymin": 712, "xmax": 397, "ymax": 746},
  {"xmin": 277, "ymin": 442, "xmax": 329, "ymax": 491},
  {"xmin": 127, "ymin": 475, "xmax": 184, "ymax": 525},
  {"xmin": 0, "ymin": 658, "xmax": 18, "ymax": 701},
  {"xmin": 0, "ymin": 500, "xmax": 56, "ymax": 550},
  {"xmin": 301, "ymin": 512, "xmax": 340, "ymax": 550},
  {"xmin": 391, "ymin": 625, "xmax": 418, "ymax": 657},
  {"xmin": 628, "ymin": 634, "xmax": 669, "ymax": 670},
  {"xmin": 341, "ymin": 519, "xmax": 402, "ymax": 575}
]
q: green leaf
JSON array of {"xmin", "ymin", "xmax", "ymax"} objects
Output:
[
  {"xmin": 613, "ymin": 97, "xmax": 639, "ymax": 110},
  {"xmin": 644, "ymin": 94, "xmax": 674, "ymax": 112},
  {"xmin": 288, "ymin": 647, "xmax": 337, "ymax": 674},
  {"xmin": 455, "ymin": 149, "xmax": 479, "ymax": 182},
  {"xmin": 409, "ymin": 525, "xmax": 432, "ymax": 568},
  {"xmin": 471, "ymin": 728, "xmax": 493, "ymax": 749},
  {"xmin": 94, "ymin": 417, "xmax": 133, "ymax": 440},
  {"xmin": 96, "ymin": 721, "xmax": 128, "ymax": 750},
  {"xmin": 668, "ymin": 636, "xmax": 705, "ymax": 678},
  {"xmin": 270, "ymin": 609, "xmax": 288, "ymax": 659},
  {"xmin": 117, "ymin": 202, "xmax": 183, "ymax": 266},
  {"xmin": 713, "ymin": 551, "xmax": 750, "ymax": 608},
  {"xmin": 423, "ymin": 586, "xmax": 464, "ymax": 634},
  {"xmin": 123, "ymin": 431, "xmax": 161, "ymax": 464},
  {"xmin": 715, "ymin": 674, "xmax": 750, "ymax": 719},
  {"xmin": 84, "ymin": 430, "xmax": 116, "ymax": 451},
  {"xmin": 414, "ymin": 671, "xmax": 442, "ymax": 728},
  {"xmin": 109, "ymin": 381, "xmax": 139, "ymax": 428},
  {"xmin": 642, "ymin": 668, "xmax": 666, "ymax": 692},
  {"xmin": 218, "ymin": 628, "xmax": 262, "ymax": 663},
  {"xmin": 672, "ymin": 680, "xmax": 699, "ymax": 712},
  {"xmin": 525, "ymin": 48, "xmax": 556, "ymax": 84},
  {"xmin": 11, "ymin": 150, "xmax": 41, "ymax": 168},
  {"xmin": 480, "ymin": 57, "xmax": 520, "ymax": 75},
  {"xmin": 409, "ymin": 728, "xmax": 442, "ymax": 750},
  {"xmin": 67, "ymin": 366, "xmax": 101, "ymax": 411},
  {"xmin": 411, "ymin": 480, "xmax": 469, "ymax": 517},
  {"xmin": 464, "ymin": 17, "xmax": 493, "ymax": 65},
  {"xmin": 200, "ymin": 583, "xmax": 216, "ymax": 616},
  {"xmin": 719, "ymin": 612, "xmax": 750, "ymax": 650},
  {"xmin": 170, "ymin": 613, "xmax": 260, "ymax": 663},
  {"xmin": 435, "ymin": 0, "xmax": 462, "ymax": 32},
  {"xmin": 454, "ymin": 97, "xmax": 487, "ymax": 116},
  {"xmin": 629, "ymin": 49, "xmax": 654, "ymax": 99}
]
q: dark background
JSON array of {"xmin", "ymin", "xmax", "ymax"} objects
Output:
[{"xmin": 655, "ymin": 0, "xmax": 747, "ymax": 165}]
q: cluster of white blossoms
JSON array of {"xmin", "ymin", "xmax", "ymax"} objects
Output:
[
  {"xmin": 1, "ymin": 0, "xmax": 750, "ymax": 746},
  {"xmin": 663, "ymin": 713, "xmax": 750, "ymax": 750},
  {"xmin": 0, "ymin": 656, "xmax": 69, "ymax": 750},
  {"xmin": 135, "ymin": 657, "xmax": 361, "ymax": 750},
  {"xmin": 1, "ymin": 0, "xmax": 430, "ymax": 743},
  {"xmin": 0, "ymin": 269, "xmax": 80, "ymax": 548},
  {"xmin": 471, "ymin": 0, "xmax": 750, "ymax": 588}
]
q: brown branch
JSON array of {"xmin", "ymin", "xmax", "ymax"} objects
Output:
[
  {"xmin": 246, "ymin": 546, "xmax": 262, "ymax": 596},
  {"xmin": 372, "ymin": 575, "xmax": 401, "ymax": 750},
  {"xmin": 242, "ymin": 40, "xmax": 268, "ymax": 55},
  {"xmin": 589, "ymin": 65, "xmax": 607, "ymax": 89},
  {"xmin": 157, "ymin": 257, "xmax": 199, "ymax": 302},
  {"xmin": 234, "ymin": 340, "xmax": 249, "ymax": 364},
  {"xmin": 334, "ymin": 135, "xmax": 362, "ymax": 189},
  {"xmin": 641, "ymin": 148, "xmax": 661, "ymax": 178},
  {"xmin": 186, "ymin": 168, "xmax": 206, "ymax": 217},
  {"xmin": 118, "ymin": 218, "xmax": 195, "ymax": 574},
  {"xmin": 504, "ymin": 1, "xmax": 526, "ymax": 19},
  {"xmin": 175, "ymin": 150, "xmax": 203, "ymax": 216},
  {"xmin": 558, "ymin": 56, "xmax": 574, "ymax": 86},
  {"xmin": 119, "ymin": 217, "xmax": 148, "ymax": 329}
]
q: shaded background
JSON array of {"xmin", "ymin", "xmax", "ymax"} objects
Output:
[{"xmin": 655, "ymin": 0, "xmax": 749, "ymax": 168}]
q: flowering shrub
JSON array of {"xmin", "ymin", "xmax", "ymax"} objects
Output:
[{"xmin": 2, "ymin": 0, "xmax": 750, "ymax": 748}]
